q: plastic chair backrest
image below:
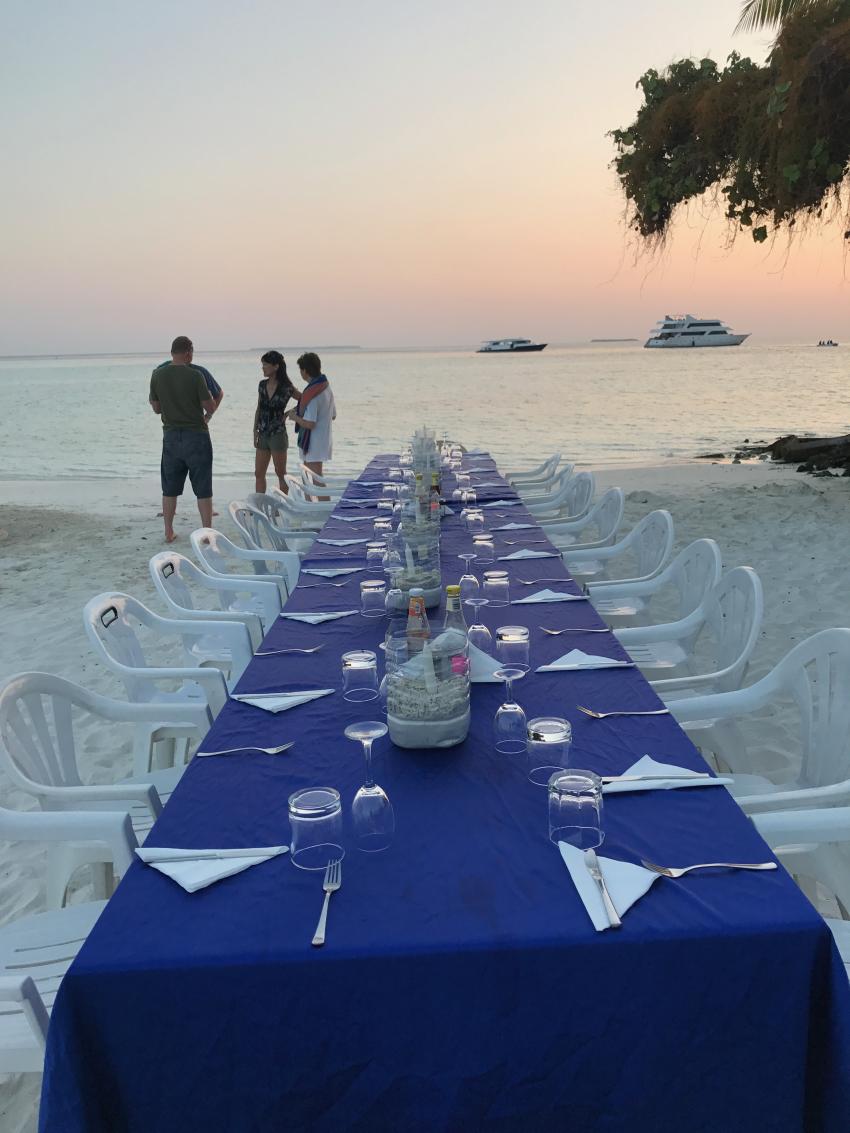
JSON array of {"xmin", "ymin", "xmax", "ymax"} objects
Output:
[
  {"xmin": 588, "ymin": 488, "xmax": 624, "ymax": 542},
  {"xmin": 229, "ymin": 502, "xmax": 287, "ymax": 553},
  {"xmin": 620, "ymin": 510, "xmax": 674, "ymax": 579},
  {"xmin": 563, "ymin": 471, "xmax": 595, "ymax": 517},
  {"xmin": 698, "ymin": 566, "xmax": 764, "ymax": 691},
  {"xmin": 83, "ymin": 594, "xmax": 153, "ymax": 701},
  {"xmin": 0, "ymin": 673, "xmax": 87, "ymax": 790},
  {"xmin": 665, "ymin": 539, "xmax": 723, "ymax": 621},
  {"xmin": 246, "ymin": 492, "xmax": 288, "ymax": 526},
  {"xmin": 149, "ymin": 552, "xmax": 203, "ymax": 613}
]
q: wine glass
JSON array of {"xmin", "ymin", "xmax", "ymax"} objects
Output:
[
  {"xmin": 464, "ymin": 597, "xmax": 492, "ymax": 653},
  {"xmin": 458, "ymin": 553, "xmax": 479, "ymax": 601},
  {"xmin": 345, "ymin": 721, "xmax": 394, "ymax": 853},
  {"xmin": 493, "ymin": 667, "xmax": 527, "ymax": 754}
]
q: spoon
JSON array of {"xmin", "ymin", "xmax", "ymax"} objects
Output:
[{"xmin": 540, "ymin": 627, "xmax": 611, "ymax": 635}]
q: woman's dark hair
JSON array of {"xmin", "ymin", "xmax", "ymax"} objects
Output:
[
  {"xmin": 261, "ymin": 350, "xmax": 289, "ymax": 383},
  {"xmin": 297, "ymin": 352, "xmax": 322, "ymax": 379}
]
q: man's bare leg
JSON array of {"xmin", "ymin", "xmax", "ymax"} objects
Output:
[
  {"xmin": 197, "ymin": 497, "xmax": 213, "ymax": 527},
  {"xmin": 305, "ymin": 460, "xmax": 329, "ymax": 502},
  {"xmin": 162, "ymin": 496, "xmax": 178, "ymax": 542}
]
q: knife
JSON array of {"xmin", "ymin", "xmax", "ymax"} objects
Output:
[
  {"xmin": 584, "ymin": 848, "xmax": 622, "ymax": 928},
  {"xmin": 601, "ymin": 772, "xmax": 712, "ymax": 784}
]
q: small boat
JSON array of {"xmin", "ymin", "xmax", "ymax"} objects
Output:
[
  {"xmin": 644, "ymin": 315, "xmax": 749, "ymax": 348},
  {"xmin": 477, "ymin": 338, "xmax": 547, "ymax": 353},
  {"xmin": 817, "ymin": 340, "xmax": 839, "ymax": 347}
]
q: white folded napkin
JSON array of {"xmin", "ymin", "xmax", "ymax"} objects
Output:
[
  {"xmin": 137, "ymin": 845, "xmax": 289, "ymax": 893},
  {"xmin": 339, "ymin": 500, "xmax": 376, "ymax": 508},
  {"xmin": 558, "ymin": 842, "xmax": 659, "ymax": 931},
  {"xmin": 469, "ymin": 481, "xmax": 504, "ymax": 488},
  {"xmin": 482, "ymin": 500, "xmax": 521, "ymax": 508},
  {"xmin": 231, "ymin": 688, "xmax": 335, "ymax": 712},
  {"xmin": 302, "ymin": 567, "xmax": 364, "ymax": 577},
  {"xmin": 498, "ymin": 549, "xmax": 559, "ymax": 561},
  {"xmin": 467, "ymin": 642, "xmax": 504, "ymax": 682},
  {"xmin": 355, "ymin": 480, "xmax": 388, "ymax": 486},
  {"xmin": 330, "ymin": 515, "xmax": 371, "ymax": 523},
  {"xmin": 318, "ymin": 538, "xmax": 369, "ymax": 546},
  {"xmin": 537, "ymin": 648, "xmax": 633, "ymax": 672},
  {"xmin": 512, "ymin": 588, "xmax": 588, "ymax": 604},
  {"xmin": 279, "ymin": 610, "xmax": 358, "ymax": 624},
  {"xmin": 492, "ymin": 522, "xmax": 540, "ymax": 531},
  {"xmin": 603, "ymin": 755, "xmax": 733, "ymax": 795}
]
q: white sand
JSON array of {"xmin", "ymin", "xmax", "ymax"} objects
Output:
[{"xmin": 2, "ymin": 458, "xmax": 850, "ymax": 1130}]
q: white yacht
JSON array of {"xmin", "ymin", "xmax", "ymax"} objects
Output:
[
  {"xmin": 645, "ymin": 315, "xmax": 749, "ymax": 348},
  {"xmin": 477, "ymin": 338, "xmax": 547, "ymax": 353}
]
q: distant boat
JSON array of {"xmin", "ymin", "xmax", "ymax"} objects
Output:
[
  {"xmin": 477, "ymin": 338, "xmax": 547, "ymax": 353},
  {"xmin": 645, "ymin": 315, "xmax": 749, "ymax": 349},
  {"xmin": 817, "ymin": 340, "xmax": 839, "ymax": 347}
]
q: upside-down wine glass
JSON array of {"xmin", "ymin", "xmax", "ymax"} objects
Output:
[
  {"xmin": 464, "ymin": 597, "xmax": 492, "ymax": 653},
  {"xmin": 458, "ymin": 553, "xmax": 479, "ymax": 602},
  {"xmin": 345, "ymin": 721, "xmax": 394, "ymax": 852},
  {"xmin": 493, "ymin": 667, "xmax": 527, "ymax": 754}
]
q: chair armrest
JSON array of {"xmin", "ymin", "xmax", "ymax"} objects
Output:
[
  {"xmin": 0, "ymin": 809, "xmax": 138, "ymax": 874},
  {"xmin": 753, "ymin": 807, "xmax": 850, "ymax": 845},
  {"xmin": 39, "ymin": 781, "xmax": 163, "ymax": 817},
  {"xmin": 615, "ymin": 607, "xmax": 703, "ymax": 647},
  {"xmin": 739, "ymin": 781, "xmax": 850, "ymax": 814},
  {"xmin": 669, "ymin": 685, "xmax": 767, "ymax": 724},
  {"xmin": 0, "ymin": 978, "xmax": 49, "ymax": 1047}
]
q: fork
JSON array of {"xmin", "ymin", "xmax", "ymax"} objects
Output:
[
  {"xmin": 540, "ymin": 627, "xmax": 610, "ymax": 635},
  {"xmin": 517, "ymin": 577, "xmax": 570, "ymax": 586},
  {"xmin": 503, "ymin": 539, "xmax": 551, "ymax": 546},
  {"xmin": 641, "ymin": 859, "xmax": 777, "ymax": 878},
  {"xmin": 297, "ymin": 582, "xmax": 349, "ymax": 589},
  {"xmin": 196, "ymin": 742, "xmax": 294, "ymax": 757},
  {"xmin": 255, "ymin": 646, "xmax": 325, "ymax": 655},
  {"xmin": 312, "ymin": 858, "xmax": 342, "ymax": 947},
  {"xmin": 577, "ymin": 705, "xmax": 671, "ymax": 719}
]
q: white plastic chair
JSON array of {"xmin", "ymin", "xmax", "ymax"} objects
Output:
[
  {"xmin": 242, "ymin": 495, "xmax": 317, "ymax": 549},
  {"xmin": 289, "ymin": 470, "xmax": 344, "ymax": 501},
  {"xmin": 515, "ymin": 463, "xmax": 574, "ymax": 500},
  {"xmin": 754, "ymin": 808, "xmax": 850, "ymax": 958},
  {"xmin": 671, "ymin": 629, "xmax": 850, "ymax": 815},
  {"xmin": 615, "ymin": 566, "xmax": 762, "ymax": 682},
  {"xmin": 506, "ymin": 453, "xmax": 562, "ymax": 488},
  {"xmin": 299, "ymin": 463, "xmax": 352, "ymax": 490},
  {"xmin": 540, "ymin": 488, "xmax": 624, "ymax": 551},
  {"xmin": 589, "ymin": 537, "xmax": 721, "ymax": 629},
  {"xmin": 564, "ymin": 509, "xmax": 674, "ymax": 597},
  {"xmin": 83, "ymin": 593, "xmax": 242, "ymax": 722},
  {"xmin": 191, "ymin": 527, "xmax": 300, "ymax": 598},
  {"xmin": 0, "ymin": 673, "xmax": 200, "ymax": 903},
  {"xmin": 527, "ymin": 471, "xmax": 595, "ymax": 520},
  {"xmin": 229, "ymin": 502, "xmax": 311, "ymax": 556},
  {"xmin": 149, "ymin": 551, "xmax": 280, "ymax": 645}
]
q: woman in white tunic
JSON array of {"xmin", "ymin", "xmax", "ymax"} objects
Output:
[{"xmin": 288, "ymin": 351, "xmax": 336, "ymax": 497}]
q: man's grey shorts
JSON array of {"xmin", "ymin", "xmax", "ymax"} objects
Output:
[{"xmin": 161, "ymin": 429, "xmax": 213, "ymax": 498}]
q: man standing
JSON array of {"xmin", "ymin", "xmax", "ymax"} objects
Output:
[{"xmin": 149, "ymin": 335, "xmax": 216, "ymax": 542}]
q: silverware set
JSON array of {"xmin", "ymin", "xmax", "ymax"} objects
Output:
[{"xmin": 312, "ymin": 858, "xmax": 343, "ymax": 947}]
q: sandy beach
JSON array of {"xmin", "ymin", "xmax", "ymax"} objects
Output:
[{"xmin": 2, "ymin": 457, "xmax": 850, "ymax": 1130}]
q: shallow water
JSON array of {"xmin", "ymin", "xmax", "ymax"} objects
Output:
[{"xmin": 1, "ymin": 342, "xmax": 847, "ymax": 480}]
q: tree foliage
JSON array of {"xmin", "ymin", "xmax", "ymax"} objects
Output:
[
  {"xmin": 611, "ymin": 1, "xmax": 850, "ymax": 242},
  {"xmin": 736, "ymin": 0, "xmax": 837, "ymax": 33}
]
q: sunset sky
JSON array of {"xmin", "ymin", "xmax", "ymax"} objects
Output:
[{"xmin": 2, "ymin": 0, "xmax": 848, "ymax": 354}]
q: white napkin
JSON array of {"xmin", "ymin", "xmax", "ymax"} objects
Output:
[
  {"xmin": 339, "ymin": 500, "xmax": 376, "ymax": 508},
  {"xmin": 498, "ymin": 549, "xmax": 559, "ymax": 561},
  {"xmin": 318, "ymin": 538, "xmax": 369, "ymax": 546},
  {"xmin": 231, "ymin": 688, "xmax": 335, "ymax": 712},
  {"xmin": 330, "ymin": 515, "xmax": 371, "ymax": 523},
  {"xmin": 492, "ymin": 522, "xmax": 539, "ymax": 531},
  {"xmin": 355, "ymin": 480, "xmax": 388, "ymax": 486},
  {"xmin": 302, "ymin": 567, "xmax": 364, "ymax": 577},
  {"xmin": 558, "ymin": 842, "xmax": 658, "ymax": 931},
  {"xmin": 537, "ymin": 649, "xmax": 633, "ymax": 672},
  {"xmin": 137, "ymin": 846, "xmax": 289, "ymax": 893},
  {"xmin": 467, "ymin": 642, "xmax": 504, "ymax": 682},
  {"xmin": 279, "ymin": 610, "xmax": 358, "ymax": 624},
  {"xmin": 469, "ymin": 481, "xmax": 504, "ymax": 488},
  {"xmin": 482, "ymin": 500, "xmax": 521, "ymax": 508},
  {"xmin": 512, "ymin": 588, "xmax": 588, "ymax": 604},
  {"xmin": 603, "ymin": 755, "xmax": 733, "ymax": 795}
]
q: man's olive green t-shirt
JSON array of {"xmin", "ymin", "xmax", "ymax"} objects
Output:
[{"xmin": 149, "ymin": 364, "xmax": 210, "ymax": 432}]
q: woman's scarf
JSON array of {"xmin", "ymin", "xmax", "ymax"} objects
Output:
[{"xmin": 296, "ymin": 375, "xmax": 329, "ymax": 454}]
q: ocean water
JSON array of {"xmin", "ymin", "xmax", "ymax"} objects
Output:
[{"xmin": 1, "ymin": 343, "xmax": 848, "ymax": 480}]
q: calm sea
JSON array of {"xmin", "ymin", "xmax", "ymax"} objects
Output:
[{"xmin": 1, "ymin": 343, "xmax": 847, "ymax": 480}]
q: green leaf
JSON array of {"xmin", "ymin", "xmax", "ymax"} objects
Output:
[{"xmin": 775, "ymin": 80, "xmax": 792, "ymax": 94}]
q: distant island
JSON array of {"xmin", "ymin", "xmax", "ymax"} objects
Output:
[{"xmin": 590, "ymin": 338, "xmax": 639, "ymax": 343}]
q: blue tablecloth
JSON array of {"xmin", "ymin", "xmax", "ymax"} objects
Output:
[{"xmin": 40, "ymin": 454, "xmax": 850, "ymax": 1132}]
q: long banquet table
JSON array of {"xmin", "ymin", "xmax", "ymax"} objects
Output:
[{"xmin": 40, "ymin": 452, "xmax": 850, "ymax": 1132}]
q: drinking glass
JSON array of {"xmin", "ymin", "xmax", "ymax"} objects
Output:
[
  {"xmin": 527, "ymin": 716, "xmax": 572, "ymax": 787},
  {"xmin": 461, "ymin": 489, "xmax": 478, "ymax": 509},
  {"xmin": 472, "ymin": 534, "xmax": 495, "ymax": 563},
  {"xmin": 360, "ymin": 579, "xmax": 387, "ymax": 618},
  {"xmin": 373, "ymin": 517, "xmax": 393, "ymax": 540},
  {"xmin": 456, "ymin": 472, "xmax": 471, "ymax": 490},
  {"xmin": 483, "ymin": 570, "xmax": 510, "ymax": 607},
  {"xmin": 288, "ymin": 787, "xmax": 344, "ymax": 870},
  {"xmin": 387, "ymin": 467, "xmax": 402, "ymax": 483},
  {"xmin": 548, "ymin": 771, "xmax": 603, "ymax": 849},
  {"xmin": 493, "ymin": 667, "xmax": 527, "ymax": 754},
  {"xmin": 465, "ymin": 509, "xmax": 486, "ymax": 536},
  {"xmin": 366, "ymin": 541, "xmax": 386, "ymax": 568},
  {"xmin": 345, "ymin": 721, "xmax": 394, "ymax": 853},
  {"xmin": 385, "ymin": 572, "xmax": 404, "ymax": 614},
  {"xmin": 496, "ymin": 625, "xmax": 530, "ymax": 671},
  {"xmin": 458, "ymin": 553, "xmax": 479, "ymax": 601},
  {"xmin": 342, "ymin": 649, "xmax": 379, "ymax": 702},
  {"xmin": 464, "ymin": 597, "xmax": 492, "ymax": 653},
  {"xmin": 377, "ymin": 498, "xmax": 395, "ymax": 516},
  {"xmin": 452, "ymin": 487, "xmax": 465, "ymax": 503},
  {"xmin": 382, "ymin": 483, "xmax": 399, "ymax": 500}
]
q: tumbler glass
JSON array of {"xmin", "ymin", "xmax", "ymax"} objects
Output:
[
  {"xmin": 548, "ymin": 771, "xmax": 603, "ymax": 850},
  {"xmin": 288, "ymin": 787, "xmax": 345, "ymax": 870},
  {"xmin": 482, "ymin": 570, "xmax": 510, "ymax": 607},
  {"xmin": 472, "ymin": 534, "xmax": 495, "ymax": 563},
  {"xmin": 366, "ymin": 541, "xmax": 387, "ymax": 568},
  {"xmin": 465, "ymin": 509, "xmax": 486, "ymax": 536},
  {"xmin": 373, "ymin": 517, "xmax": 394, "ymax": 541},
  {"xmin": 527, "ymin": 716, "xmax": 572, "ymax": 787},
  {"xmin": 496, "ymin": 625, "xmax": 530, "ymax": 671},
  {"xmin": 360, "ymin": 579, "xmax": 387, "ymax": 618},
  {"xmin": 342, "ymin": 649, "xmax": 379, "ymax": 702},
  {"xmin": 387, "ymin": 467, "xmax": 402, "ymax": 483}
]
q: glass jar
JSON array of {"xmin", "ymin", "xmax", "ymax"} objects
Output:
[{"xmin": 385, "ymin": 628, "xmax": 470, "ymax": 749}]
